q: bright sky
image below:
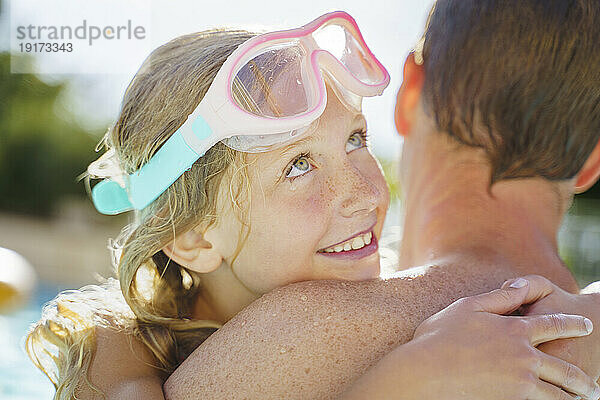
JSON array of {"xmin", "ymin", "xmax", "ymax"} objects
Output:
[{"xmin": 2, "ymin": 0, "xmax": 435, "ymax": 158}]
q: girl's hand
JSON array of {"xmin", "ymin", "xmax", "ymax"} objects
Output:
[
  {"xmin": 342, "ymin": 277, "xmax": 600, "ymax": 400},
  {"xmin": 410, "ymin": 277, "xmax": 599, "ymax": 399},
  {"xmin": 512, "ymin": 275, "xmax": 600, "ymax": 381}
]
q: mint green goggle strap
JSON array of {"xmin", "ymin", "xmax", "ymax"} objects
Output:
[{"xmin": 91, "ymin": 116, "xmax": 213, "ymax": 215}]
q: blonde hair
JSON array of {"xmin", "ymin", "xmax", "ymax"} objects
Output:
[{"xmin": 26, "ymin": 29, "xmax": 257, "ymax": 399}]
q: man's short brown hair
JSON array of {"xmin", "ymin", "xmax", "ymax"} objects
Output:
[{"xmin": 421, "ymin": 0, "xmax": 600, "ymax": 183}]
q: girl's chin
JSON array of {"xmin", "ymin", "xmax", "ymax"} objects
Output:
[{"xmin": 321, "ymin": 253, "xmax": 381, "ymax": 282}]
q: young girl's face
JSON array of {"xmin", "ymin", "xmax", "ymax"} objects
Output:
[{"xmin": 206, "ymin": 86, "xmax": 390, "ymax": 294}]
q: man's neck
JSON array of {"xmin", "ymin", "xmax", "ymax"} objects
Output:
[{"xmin": 399, "ymin": 134, "xmax": 578, "ymax": 292}]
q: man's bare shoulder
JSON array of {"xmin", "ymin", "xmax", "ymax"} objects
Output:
[
  {"xmin": 165, "ymin": 279, "xmax": 409, "ymax": 399},
  {"xmin": 165, "ymin": 263, "xmax": 503, "ymax": 400}
]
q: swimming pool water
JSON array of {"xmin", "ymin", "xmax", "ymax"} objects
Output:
[{"xmin": 1, "ymin": 284, "xmax": 62, "ymax": 400}]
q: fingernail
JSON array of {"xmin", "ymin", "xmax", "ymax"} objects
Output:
[
  {"xmin": 585, "ymin": 318, "xmax": 594, "ymax": 334},
  {"xmin": 509, "ymin": 278, "xmax": 528, "ymax": 289}
]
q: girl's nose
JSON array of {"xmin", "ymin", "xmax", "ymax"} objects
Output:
[{"xmin": 339, "ymin": 165, "xmax": 381, "ymax": 218}]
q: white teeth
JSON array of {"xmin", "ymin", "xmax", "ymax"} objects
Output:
[
  {"xmin": 364, "ymin": 232, "xmax": 372, "ymax": 245},
  {"xmin": 322, "ymin": 231, "xmax": 374, "ymax": 253},
  {"xmin": 351, "ymin": 236, "xmax": 365, "ymax": 250}
]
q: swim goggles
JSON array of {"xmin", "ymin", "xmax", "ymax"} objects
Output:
[{"xmin": 92, "ymin": 10, "xmax": 390, "ymax": 215}]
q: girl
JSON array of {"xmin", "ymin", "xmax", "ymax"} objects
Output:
[{"xmin": 26, "ymin": 12, "xmax": 597, "ymax": 400}]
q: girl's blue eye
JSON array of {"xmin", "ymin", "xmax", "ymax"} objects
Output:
[
  {"xmin": 284, "ymin": 131, "xmax": 366, "ymax": 180},
  {"xmin": 286, "ymin": 155, "xmax": 313, "ymax": 178},
  {"xmin": 346, "ymin": 131, "xmax": 367, "ymax": 152}
]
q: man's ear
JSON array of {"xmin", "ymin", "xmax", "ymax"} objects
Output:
[
  {"xmin": 575, "ymin": 139, "xmax": 600, "ymax": 194},
  {"xmin": 162, "ymin": 227, "xmax": 223, "ymax": 274},
  {"xmin": 395, "ymin": 52, "xmax": 425, "ymax": 137}
]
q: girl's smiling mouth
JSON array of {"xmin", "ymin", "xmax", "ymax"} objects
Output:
[{"xmin": 317, "ymin": 225, "xmax": 379, "ymax": 260}]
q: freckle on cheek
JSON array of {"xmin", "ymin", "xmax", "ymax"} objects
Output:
[
  {"xmin": 307, "ymin": 181, "xmax": 335, "ymax": 212},
  {"xmin": 324, "ymin": 178, "xmax": 336, "ymax": 197},
  {"xmin": 305, "ymin": 194, "xmax": 326, "ymax": 213}
]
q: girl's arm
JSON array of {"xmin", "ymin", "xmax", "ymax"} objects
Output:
[
  {"xmin": 164, "ymin": 259, "xmax": 600, "ymax": 400},
  {"xmin": 76, "ymin": 326, "xmax": 166, "ymax": 400},
  {"xmin": 26, "ymin": 281, "xmax": 167, "ymax": 400}
]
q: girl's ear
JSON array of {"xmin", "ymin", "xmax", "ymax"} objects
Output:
[
  {"xmin": 162, "ymin": 227, "xmax": 223, "ymax": 273},
  {"xmin": 575, "ymin": 139, "xmax": 600, "ymax": 194},
  {"xmin": 395, "ymin": 53, "xmax": 425, "ymax": 137}
]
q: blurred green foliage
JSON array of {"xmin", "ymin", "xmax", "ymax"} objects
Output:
[
  {"xmin": 0, "ymin": 53, "xmax": 101, "ymax": 216},
  {"xmin": 378, "ymin": 158, "xmax": 402, "ymax": 204},
  {"xmin": 582, "ymin": 180, "xmax": 600, "ymax": 199}
]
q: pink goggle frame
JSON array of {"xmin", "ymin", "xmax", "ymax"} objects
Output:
[
  {"xmin": 91, "ymin": 11, "xmax": 389, "ymax": 214},
  {"xmin": 188, "ymin": 10, "xmax": 390, "ymax": 153}
]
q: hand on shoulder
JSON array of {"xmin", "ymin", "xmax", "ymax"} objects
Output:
[
  {"xmin": 518, "ymin": 275, "xmax": 600, "ymax": 381},
  {"xmin": 342, "ymin": 277, "xmax": 600, "ymax": 400}
]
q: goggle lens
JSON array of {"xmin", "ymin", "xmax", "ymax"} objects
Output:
[
  {"xmin": 313, "ymin": 23, "xmax": 385, "ymax": 85},
  {"xmin": 232, "ymin": 44, "xmax": 310, "ymax": 118},
  {"xmin": 230, "ymin": 21, "xmax": 385, "ymax": 121}
]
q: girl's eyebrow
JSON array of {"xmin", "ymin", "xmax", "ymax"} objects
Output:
[
  {"xmin": 274, "ymin": 112, "xmax": 366, "ymax": 161},
  {"xmin": 277, "ymin": 135, "xmax": 316, "ymax": 159},
  {"xmin": 352, "ymin": 113, "xmax": 367, "ymax": 126}
]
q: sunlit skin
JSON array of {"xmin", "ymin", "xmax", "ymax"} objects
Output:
[{"xmin": 193, "ymin": 86, "xmax": 390, "ymax": 322}]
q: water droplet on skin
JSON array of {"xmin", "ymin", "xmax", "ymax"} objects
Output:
[
  {"xmin": 241, "ymin": 321, "xmax": 246, "ymax": 326},
  {"xmin": 303, "ymin": 307, "xmax": 308, "ymax": 312},
  {"xmin": 326, "ymin": 315, "xmax": 332, "ymax": 320},
  {"xmin": 300, "ymin": 295, "xmax": 307, "ymax": 301},
  {"xmin": 272, "ymin": 313, "xmax": 277, "ymax": 317},
  {"xmin": 313, "ymin": 321, "xmax": 319, "ymax": 326},
  {"xmin": 280, "ymin": 347, "xmax": 287, "ymax": 354}
]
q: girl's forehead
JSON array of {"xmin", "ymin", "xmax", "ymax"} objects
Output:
[
  {"xmin": 311, "ymin": 86, "xmax": 366, "ymax": 133},
  {"xmin": 253, "ymin": 110, "xmax": 366, "ymax": 159}
]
